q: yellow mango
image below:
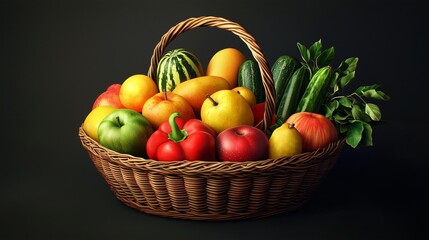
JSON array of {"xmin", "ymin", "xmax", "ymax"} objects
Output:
[{"xmin": 172, "ymin": 76, "xmax": 231, "ymax": 117}]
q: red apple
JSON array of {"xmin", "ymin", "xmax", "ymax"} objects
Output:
[
  {"xmin": 216, "ymin": 125, "xmax": 269, "ymax": 162},
  {"xmin": 286, "ymin": 112, "xmax": 338, "ymax": 152},
  {"xmin": 105, "ymin": 84, "xmax": 121, "ymax": 92},
  {"xmin": 92, "ymin": 84, "xmax": 125, "ymax": 109}
]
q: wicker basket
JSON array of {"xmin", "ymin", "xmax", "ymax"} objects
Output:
[{"xmin": 78, "ymin": 16, "xmax": 345, "ymax": 221}]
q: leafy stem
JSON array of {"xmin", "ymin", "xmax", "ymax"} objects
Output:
[{"xmin": 331, "ymin": 92, "xmax": 367, "ymax": 104}]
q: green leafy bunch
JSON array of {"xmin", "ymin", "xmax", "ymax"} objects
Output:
[{"xmin": 297, "ymin": 40, "xmax": 390, "ymax": 148}]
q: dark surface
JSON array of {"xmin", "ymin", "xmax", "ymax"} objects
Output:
[{"xmin": 2, "ymin": 0, "xmax": 428, "ymax": 239}]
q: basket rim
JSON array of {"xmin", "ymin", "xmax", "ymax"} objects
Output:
[{"xmin": 79, "ymin": 126, "xmax": 345, "ymax": 176}]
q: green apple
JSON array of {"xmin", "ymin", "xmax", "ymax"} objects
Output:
[{"xmin": 98, "ymin": 109, "xmax": 153, "ymax": 157}]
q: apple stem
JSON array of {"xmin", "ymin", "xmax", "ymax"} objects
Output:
[
  {"xmin": 115, "ymin": 116, "xmax": 122, "ymax": 127},
  {"xmin": 288, "ymin": 123, "xmax": 295, "ymax": 129},
  {"xmin": 205, "ymin": 94, "xmax": 218, "ymax": 106},
  {"xmin": 168, "ymin": 112, "xmax": 188, "ymax": 142}
]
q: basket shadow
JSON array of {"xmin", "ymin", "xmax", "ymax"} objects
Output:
[{"xmin": 293, "ymin": 146, "xmax": 422, "ymax": 216}]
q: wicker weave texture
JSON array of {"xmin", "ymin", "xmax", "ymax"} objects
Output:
[
  {"xmin": 79, "ymin": 16, "xmax": 345, "ymax": 221},
  {"xmin": 79, "ymin": 127, "xmax": 343, "ymax": 220}
]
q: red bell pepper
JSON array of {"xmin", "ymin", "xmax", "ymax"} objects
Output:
[
  {"xmin": 251, "ymin": 102, "xmax": 277, "ymax": 126},
  {"xmin": 146, "ymin": 112, "xmax": 216, "ymax": 161}
]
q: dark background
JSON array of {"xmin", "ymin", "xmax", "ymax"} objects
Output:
[{"xmin": 2, "ymin": 0, "xmax": 428, "ymax": 239}]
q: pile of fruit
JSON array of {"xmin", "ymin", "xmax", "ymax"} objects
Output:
[{"xmin": 82, "ymin": 40, "xmax": 389, "ymax": 162}]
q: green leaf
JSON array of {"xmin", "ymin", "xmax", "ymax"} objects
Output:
[
  {"xmin": 316, "ymin": 46, "xmax": 335, "ymax": 68},
  {"xmin": 353, "ymin": 108, "xmax": 372, "ymax": 122},
  {"xmin": 362, "ymin": 122, "xmax": 373, "ymax": 147},
  {"xmin": 346, "ymin": 121, "xmax": 364, "ymax": 148},
  {"xmin": 339, "ymin": 71, "xmax": 355, "ymax": 88},
  {"xmin": 339, "ymin": 97, "xmax": 352, "ymax": 108},
  {"xmin": 309, "ymin": 39, "xmax": 322, "ymax": 60},
  {"xmin": 329, "ymin": 99, "xmax": 340, "ymax": 109},
  {"xmin": 365, "ymin": 103, "xmax": 381, "ymax": 121},
  {"xmin": 355, "ymin": 84, "xmax": 381, "ymax": 95},
  {"xmin": 325, "ymin": 100, "xmax": 340, "ymax": 118},
  {"xmin": 362, "ymin": 89, "xmax": 391, "ymax": 101},
  {"xmin": 335, "ymin": 57, "xmax": 358, "ymax": 89},
  {"xmin": 333, "ymin": 83, "xmax": 340, "ymax": 95},
  {"xmin": 341, "ymin": 57, "xmax": 359, "ymax": 75},
  {"xmin": 351, "ymin": 104, "xmax": 363, "ymax": 120},
  {"xmin": 334, "ymin": 112, "xmax": 351, "ymax": 124},
  {"xmin": 330, "ymin": 72, "xmax": 340, "ymax": 94},
  {"xmin": 297, "ymin": 42, "xmax": 310, "ymax": 63}
]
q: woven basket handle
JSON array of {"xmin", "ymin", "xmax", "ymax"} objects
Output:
[{"xmin": 147, "ymin": 16, "xmax": 275, "ymax": 131}]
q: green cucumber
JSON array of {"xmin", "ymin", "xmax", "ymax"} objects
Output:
[
  {"xmin": 271, "ymin": 55, "xmax": 300, "ymax": 107},
  {"xmin": 238, "ymin": 59, "xmax": 265, "ymax": 103},
  {"xmin": 276, "ymin": 66, "xmax": 310, "ymax": 122},
  {"xmin": 296, "ymin": 66, "xmax": 334, "ymax": 113}
]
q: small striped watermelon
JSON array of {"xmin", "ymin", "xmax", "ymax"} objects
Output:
[{"xmin": 156, "ymin": 48, "xmax": 204, "ymax": 92}]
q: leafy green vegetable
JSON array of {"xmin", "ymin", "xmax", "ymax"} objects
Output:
[
  {"xmin": 268, "ymin": 39, "xmax": 389, "ymax": 148},
  {"xmin": 297, "ymin": 39, "xmax": 335, "ymax": 79},
  {"xmin": 297, "ymin": 40, "xmax": 390, "ymax": 148}
]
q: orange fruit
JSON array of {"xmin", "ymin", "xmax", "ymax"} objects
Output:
[
  {"xmin": 82, "ymin": 106, "xmax": 117, "ymax": 141},
  {"xmin": 232, "ymin": 86, "xmax": 257, "ymax": 106},
  {"xmin": 206, "ymin": 48, "xmax": 246, "ymax": 89},
  {"xmin": 119, "ymin": 74, "xmax": 158, "ymax": 112}
]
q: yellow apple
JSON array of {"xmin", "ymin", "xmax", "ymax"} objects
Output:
[
  {"xmin": 232, "ymin": 86, "xmax": 257, "ymax": 106},
  {"xmin": 82, "ymin": 106, "xmax": 117, "ymax": 141},
  {"xmin": 200, "ymin": 89, "xmax": 254, "ymax": 134}
]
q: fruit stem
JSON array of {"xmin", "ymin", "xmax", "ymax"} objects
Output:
[
  {"xmin": 205, "ymin": 94, "xmax": 218, "ymax": 106},
  {"xmin": 115, "ymin": 116, "xmax": 122, "ymax": 127},
  {"xmin": 168, "ymin": 112, "xmax": 188, "ymax": 142},
  {"xmin": 288, "ymin": 123, "xmax": 295, "ymax": 129}
]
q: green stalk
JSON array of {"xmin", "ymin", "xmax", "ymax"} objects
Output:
[
  {"xmin": 168, "ymin": 112, "xmax": 188, "ymax": 142},
  {"xmin": 115, "ymin": 116, "xmax": 122, "ymax": 127}
]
